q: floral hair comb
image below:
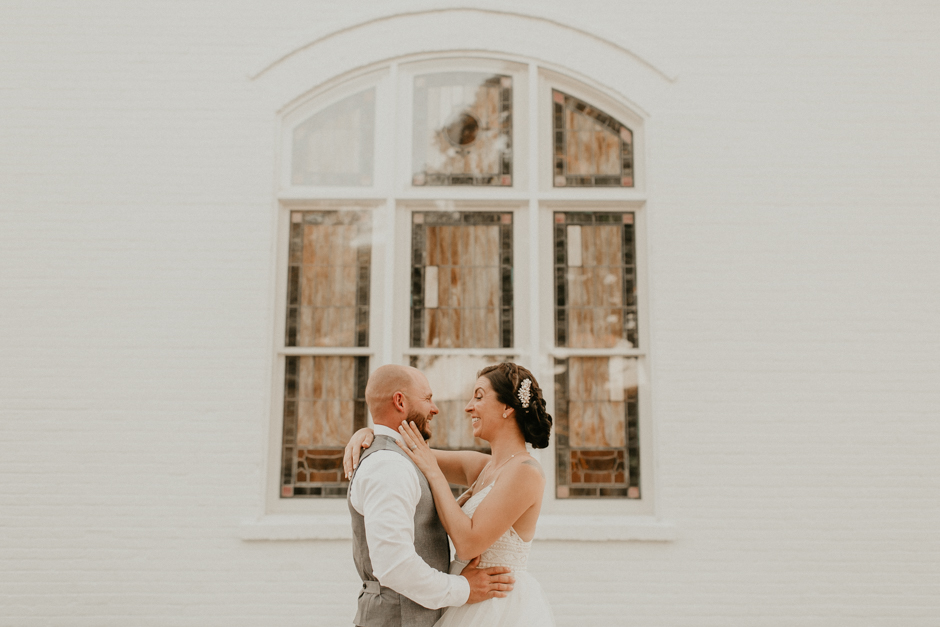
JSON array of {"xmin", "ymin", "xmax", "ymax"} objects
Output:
[{"xmin": 517, "ymin": 378, "xmax": 532, "ymax": 409}]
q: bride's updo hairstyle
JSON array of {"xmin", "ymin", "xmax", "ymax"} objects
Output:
[{"xmin": 478, "ymin": 362, "xmax": 553, "ymax": 449}]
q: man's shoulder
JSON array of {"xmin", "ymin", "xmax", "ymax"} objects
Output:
[
  {"xmin": 353, "ymin": 448, "xmax": 421, "ymax": 508},
  {"xmin": 357, "ymin": 447, "xmax": 416, "ymax": 480}
]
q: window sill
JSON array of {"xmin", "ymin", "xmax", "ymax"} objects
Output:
[{"xmin": 239, "ymin": 514, "xmax": 676, "ymax": 542}]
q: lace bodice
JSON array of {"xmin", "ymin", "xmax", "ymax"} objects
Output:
[{"xmin": 456, "ymin": 484, "xmax": 531, "ymax": 572}]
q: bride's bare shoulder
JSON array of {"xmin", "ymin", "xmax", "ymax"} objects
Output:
[
  {"xmin": 520, "ymin": 456, "xmax": 545, "ymax": 479},
  {"xmin": 500, "ymin": 456, "xmax": 544, "ymax": 491}
]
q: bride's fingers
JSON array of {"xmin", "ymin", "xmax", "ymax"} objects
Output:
[
  {"xmin": 352, "ymin": 433, "xmax": 371, "ymax": 469},
  {"xmin": 407, "ymin": 421, "xmax": 429, "ymax": 448},
  {"xmin": 405, "ymin": 421, "xmax": 423, "ymax": 446},
  {"xmin": 401, "ymin": 421, "xmax": 422, "ymax": 449},
  {"xmin": 343, "ymin": 442, "xmax": 357, "ymax": 477},
  {"xmin": 395, "ymin": 437, "xmax": 415, "ymax": 459},
  {"xmin": 397, "ymin": 424, "xmax": 417, "ymax": 451},
  {"xmin": 399, "ymin": 421, "xmax": 414, "ymax": 442},
  {"xmin": 343, "ymin": 430, "xmax": 375, "ymax": 478}
]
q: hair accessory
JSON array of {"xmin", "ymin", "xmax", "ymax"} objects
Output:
[{"xmin": 517, "ymin": 378, "xmax": 532, "ymax": 409}]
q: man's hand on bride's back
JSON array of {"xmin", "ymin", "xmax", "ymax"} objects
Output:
[
  {"xmin": 461, "ymin": 556, "xmax": 515, "ymax": 604},
  {"xmin": 343, "ymin": 428, "xmax": 375, "ymax": 479}
]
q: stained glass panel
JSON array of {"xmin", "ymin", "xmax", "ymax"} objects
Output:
[
  {"xmin": 280, "ymin": 355, "xmax": 369, "ymax": 498},
  {"xmin": 554, "ymin": 356, "xmax": 640, "ymax": 499},
  {"xmin": 412, "ymin": 73, "xmax": 512, "ymax": 186},
  {"xmin": 291, "ymin": 89, "xmax": 375, "ymax": 186},
  {"xmin": 553, "ymin": 212, "xmax": 637, "ymax": 349},
  {"xmin": 285, "ymin": 211, "xmax": 371, "ymax": 348},
  {"xmin": 411, "ymin": 212, "xmax": 512, "ymax": 348},
  {"xmin": 552, "ymin": 90, "xmax": 633, "ymax": 188}
]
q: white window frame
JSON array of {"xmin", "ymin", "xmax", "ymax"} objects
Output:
[{"xmin": 246, "ymin": 53, "xmax": 674, "ymax": 541}]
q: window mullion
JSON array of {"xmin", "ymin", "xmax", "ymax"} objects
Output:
[
  {"xmin": 381, "ymin": 61, "xmax": 399, "ymax": 367},
  {"xmin": 548, "ymin": 348, "xmax": 645, "ymax": 359},
  {"xmin": 279, "ymin": 347, "xmax": 373, "ymax": 357},
  {"xmin": 526, "ymin": 61, "xmax": 541, "ymax": 373}
]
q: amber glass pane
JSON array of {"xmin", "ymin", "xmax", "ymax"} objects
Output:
[
  {"xmin": 411, "ymin": 212, "xmax": 512, "ymax": 348},
  {"xmin": 553, "ymin": 212, "xmax": 637, "ymax": 349},
  {"xmin": 285, "ymin": 211, "xmax": 370, "ymax": 348},
  {"xmin": 291, "ymin": 89, "xmax": 375, "ymax": 186},
  {"xmin": 412, "ymin": 73, "xmax": 512, "ymax": 186},
  {"xmin": 552, "ymin": 90, "xmax": 633, "ymax": 187},
  {"xmin": 280, "ymin": 356, "xmax": 368, "ymax": 498},
  {"xmin": 554, "ymin": 357, "xmax": 639, "ymax": 499}
]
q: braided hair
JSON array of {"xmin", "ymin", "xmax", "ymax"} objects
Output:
[{"xmin": 478, "ymin": 362, "xmax": 553, "ymax": 449}]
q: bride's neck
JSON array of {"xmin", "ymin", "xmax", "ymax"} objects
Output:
[{"xmin": 488, "ymin": 431, "xmax": 527, "ymax": 465}]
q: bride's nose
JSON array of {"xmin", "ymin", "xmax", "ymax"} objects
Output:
[{"xmin": 464, "ymin": 399, "xmax": 473, "ymax": 413}]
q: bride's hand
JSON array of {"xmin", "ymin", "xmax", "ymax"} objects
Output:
[
  {"xmin": 397, "ymin": 421, "xmax": 443, "ymax": 481},
  {"xmin": 343, "ymin": 427, "xmax": 374, "ymax": 479}
]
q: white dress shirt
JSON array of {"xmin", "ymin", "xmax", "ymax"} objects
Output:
[{"xmin": 349, "ymin": 424, "xmax": 470, "ymax": 609}]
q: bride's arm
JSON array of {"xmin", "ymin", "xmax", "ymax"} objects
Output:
[
  {"xmin": 343, "ymin": 427, "xmax": 490, "ymax": 486},
  {"xmin": 397, "ymin": 421, "xmax": 544, "ymax": 560},
  {"xmin": 432, "ymin": 449, "xmax": 490, "ymax": 488}
]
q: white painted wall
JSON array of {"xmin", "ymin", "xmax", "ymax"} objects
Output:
[{"xmin": 2, "ymin": 1, "xmax": 939, "ymax": 625}]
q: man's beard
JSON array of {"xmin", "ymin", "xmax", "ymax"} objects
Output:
[{"xmin": 406, "ymin": 408, "xmax": 432, "ymax": 441}]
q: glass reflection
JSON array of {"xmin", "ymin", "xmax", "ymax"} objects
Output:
[
  {"xmin": 412, "ymin": 73, "xmax": 512, "ymax": 186},
  {"xmin": 292, "ymin": 89, "xmax": 375, "ymax": 186}
]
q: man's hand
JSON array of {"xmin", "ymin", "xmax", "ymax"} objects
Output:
[
  {"xmin": 460, "ymin": 557, "xmax": 515, "ymax": 604},
  {"xmin": 343, "ymin": 428, "xmax": 375, "ymax": 479}
]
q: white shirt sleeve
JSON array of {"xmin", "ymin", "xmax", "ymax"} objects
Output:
[{"xmin": 350, "ymin": 449, "xmax": 471, "ymax": 609}]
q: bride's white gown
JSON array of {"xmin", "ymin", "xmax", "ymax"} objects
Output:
[{"xmin": 435, "ymin": 484, "xmax": 556, "ymax": 627}]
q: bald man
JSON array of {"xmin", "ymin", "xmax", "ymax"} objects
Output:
[{"xmin": 346, "ymin": 365, "xmax": 513, "ymax": 627}]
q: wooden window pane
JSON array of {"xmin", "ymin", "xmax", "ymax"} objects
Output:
[
  {"xmin": 285, "ymin": 211, "xmax": 371, "ymax": 348},
  {"xmin": 291, "ymin": 89, "xmax": 375, "ymax": 186},
  {"xmin": 552, "ymin": 90, "xmax": 633, "ymax": 188},
  {"xmin": 554, "ymin": 357, "xmax": 640, "ymax": 499},
  {"xmin": 280, "ymin": 355, "xmax": 369, "ymax": 498},
  {"xmin": 554, "ymin": 212, "xmax": 637, "ymax": 349},
  {"xmin": 411, "ymin": 212, "xmax": 512, "ymax": 348},
  {"xmin": 412, "ymin": 73, "xmax": 513, "ymax": 186}
]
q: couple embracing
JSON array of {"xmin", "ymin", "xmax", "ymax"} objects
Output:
[{"xmin": 344, "ymin": 362, "xmax": 556, "ymax": 626}]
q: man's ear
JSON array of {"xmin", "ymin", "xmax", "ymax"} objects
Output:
[{"xmin": 392, "ymin": 391, "xmax": 406, "ymax": 413}]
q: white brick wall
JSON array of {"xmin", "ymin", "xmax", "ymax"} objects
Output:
[{"xmin": 2, "ymin": 1, "xmax": 939, "ymax": 625}]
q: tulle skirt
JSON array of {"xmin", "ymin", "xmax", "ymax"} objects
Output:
[{"xmin": 435, "ymin": 561, "xmax": 555, "ymax": 627}]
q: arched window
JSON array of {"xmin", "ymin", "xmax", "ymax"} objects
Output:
[{"xmin": 271, "ymin": 57, "xmax": 650, "ymax": 512}]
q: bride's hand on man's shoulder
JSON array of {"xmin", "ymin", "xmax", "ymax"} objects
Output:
[{"xmin": 343, "ymin": 427, "xmax": 375, "ymax": 478}]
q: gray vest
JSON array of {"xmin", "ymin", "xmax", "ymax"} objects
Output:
[{"xmin": 348, "ymin": 435, "xmax": 451, "ymax": 627}]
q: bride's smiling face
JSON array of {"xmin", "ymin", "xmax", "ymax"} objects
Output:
[{"xmin": 464, "ymin": 376, "xmax": 506, "ymax": 440}]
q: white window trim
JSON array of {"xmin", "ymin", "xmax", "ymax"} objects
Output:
[{"xmin": 247, "ymin": 54, "xmax": 674, "ymax": 541}]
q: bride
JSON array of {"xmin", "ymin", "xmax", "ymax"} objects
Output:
[{"xmin": 346, "ymin": 362, "xmax": 555, "ymax": 627}]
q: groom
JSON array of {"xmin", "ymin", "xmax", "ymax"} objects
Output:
[{"xmin": 347, "ymin": 364, "xmax": 514, "ymax": 626}]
